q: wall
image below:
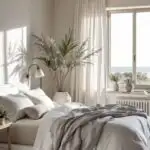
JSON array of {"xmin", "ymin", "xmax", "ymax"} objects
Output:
[
  {"xmin": 0, "ymin": 0, "xmax": 30, "ymax": 31},
  {"xmin": 30, "ymin": 0, "xmax": 54, "ymax": 36},
  {"xmin": 30, "ymin": 0, "xmax": 54, "ymax": 97},
  {"xmin": 0, "ymin": 0, "xmax": 54, "ymax": 51},
  {"xmin": 0, "ymin": 0, "xmax": 54, "ymax": 97},
  {"xmin": 53, "ymin": 0, "xmax": 75, "ymax": 41}
]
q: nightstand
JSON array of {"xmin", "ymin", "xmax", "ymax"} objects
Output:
[{"xmin": 0, "ymin": 122, "xmax": 12, "ymax": 150}]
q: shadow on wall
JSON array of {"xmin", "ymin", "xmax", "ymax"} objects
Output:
[
  {"xmin": 0, "ymin": 26, "xmax": 31, "ymax": 85},
  {"xmin": 0, "ymin": 25, "xmax": 55, "ymax": 97}
]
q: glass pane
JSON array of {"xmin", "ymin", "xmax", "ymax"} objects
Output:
[
  {"xmin": 0, "ymin": 32, "xmax": 4, "ymax": 84},
  {"xmin": 111, "ymin": 13, "xmax": 133, "ymax": 78},
  {"xmin": 136, "ymin": 12, "xmax": 150, "ymax": 85},
  {"xmin": 6, "ymin": 27, "xmax": 27, "ymax": 83}
]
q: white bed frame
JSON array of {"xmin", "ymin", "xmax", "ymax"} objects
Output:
[{"xmin": 0, "ymin": 144, "xmax": 33, "ymax": 150}]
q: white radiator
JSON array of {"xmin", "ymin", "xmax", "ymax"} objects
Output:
[{"xmin": 117, "ymin": 99, "xmax": 150, "ymax": 115}]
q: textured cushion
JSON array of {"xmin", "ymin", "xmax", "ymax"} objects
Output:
[
  {"xmin": 20, "ymin": 88, "xmax": 54, "ymax": 110},
  {"xmin": 24, "ymin": 104, "xmax": 48, "ymax": 120},
  {"xmin": 0, "ymin": 94, "xmax": 34, "ymax": 121}
]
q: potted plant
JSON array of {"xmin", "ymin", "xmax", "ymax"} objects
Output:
[
  {"xmin": 109, "ymin": 73, "xmax": 120, "ymax": 91},
  {"xmin": 32, "ymin": 29, "xmax": 101, "ymax": 103},
  {"xmin": 124, "ymin": 78, "xmax": 133, "ymax": 93},
  {"xmin": 0, "ymin": 105, "xmax": 8, "ymax": 125}
]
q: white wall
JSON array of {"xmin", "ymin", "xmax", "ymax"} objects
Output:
[
  {"xmin": 30, "ymin": 0, "xmax": 54, "ymax": 35},
  {"xmin": 0, "ymin": 0, "xmax": 54, "ymax": 50},
  {"xmin": 0, "ymin": 0, "xmax": 54, "ymax": 97},
  {"xmin": 53, "ymin": 0, "xmax": 75, "ymax": 41},
  {"xmin": 0, "ymin": 0, "xmax": 30, "ymax": 31},
  {"xmin": 30, "ymin": 0, "xmax": 54, "ymax": 97}
]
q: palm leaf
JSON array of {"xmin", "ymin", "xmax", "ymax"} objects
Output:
[{"xmin": 32, "ymin": 29, "xmax": 102, "ymax": 91}]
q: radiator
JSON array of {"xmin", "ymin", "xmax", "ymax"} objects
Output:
[{"xmin": 117, "ymin": 99, "xmax": 150, "ymax": 115}]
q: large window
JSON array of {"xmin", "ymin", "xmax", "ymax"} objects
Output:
[
  {"xmin": 109, "ymin": 10, "xmax": 150, "ymax": 88},
  {"xmin": 0, "ymin": 26, "xmax": 27, "ymax": 84},
  {"xmin": 0, "ymin": 32, "xmax": 4, "ymax": 84}
]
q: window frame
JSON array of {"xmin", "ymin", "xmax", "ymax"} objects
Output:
[
  {"xmin": 107, "ymin": 8, "xmax": 150, "ymax": 90},
  {"xmin": 0, "ymin": 27, "xmax": 27, "ymax": 84}
]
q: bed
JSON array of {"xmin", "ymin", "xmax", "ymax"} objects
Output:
[
  {"xmin": 0, "ymin": 104, "xmax": 149, "ymax": 150},
  {"xmin": 0, "ymin": 118, "xmax": 43, "ymax": 150},
  {"xmin": 34, "ymin": 105, "xmax": 150, "ymax": 150},
  {"xmin": 0, "ymin": 84, "xmax": 54, "ymax": 150},
  {"xmin": 0, "ymin": 84, "xmax": 150, "ymax": 150}
]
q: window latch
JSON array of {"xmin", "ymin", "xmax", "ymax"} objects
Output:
[{"xmin": 133, "ymin": 55, "xmax": 136, "ymax": 62}]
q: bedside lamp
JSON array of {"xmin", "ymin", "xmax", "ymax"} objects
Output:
[{"xmin": 26, "ymin": 64, "xmax": 45, "ymax": 88}]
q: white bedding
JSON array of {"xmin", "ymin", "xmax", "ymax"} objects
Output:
[{"xmin": 34, "ymin": 105, "xmax": 150, "ymax": 150}]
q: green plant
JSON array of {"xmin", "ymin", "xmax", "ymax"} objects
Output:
[
  {"xmin": 0, "ymin": 105, "xmax": 8, "ymax": 119},
  {"xmin": 32, "ymin": 29, "xmax": 101, "ymax": 92},
  {"xmin": 124, "ymin": 78, "xmax": 132, "ymax": 84},
  {"xmin": 136, "ymin": 72, "xmax": 148, "ymax": 81},
  {"xmin": 123, "ymin": 72, "xmax": 132, "ymax": 79},
  {"xmin": 109, "ymin": 73, "xmax": 120, "ymax": 83}
]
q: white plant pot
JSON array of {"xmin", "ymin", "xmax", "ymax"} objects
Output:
[
  {"xmin": 112, "ymin": 82, "xmax": 119, "ymax": 91},
  {"xmin": 53, "ymin": 92, "xmax": 71, "ymax": 104},
  {"xmin": 125, "ymin": 83, "xmax": 132, "ymax": 93}
]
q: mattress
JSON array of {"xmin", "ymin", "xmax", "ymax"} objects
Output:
[{"xmin": 0, "ymin": 118, "xmax": 43, "ymax": 145}]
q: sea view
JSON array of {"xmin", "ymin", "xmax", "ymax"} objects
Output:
[{"xmin": 111, "ymin": 67, "xmax": 150, "ymax": 73}]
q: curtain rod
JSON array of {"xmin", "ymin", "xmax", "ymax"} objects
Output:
[{"xmin": 106, "ymin": 5, "xmax": 150, "ymax": 11}]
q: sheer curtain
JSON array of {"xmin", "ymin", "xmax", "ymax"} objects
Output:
[{"xmin": 69, "ymin": 0, "xmax": 107, "ymax": 105}]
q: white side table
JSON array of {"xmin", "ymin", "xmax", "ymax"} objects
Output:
[{"xmin": 0, "ymin": 122, "xmax": 12, "ymax": 150}]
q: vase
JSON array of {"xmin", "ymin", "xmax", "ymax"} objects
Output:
[
  {"xmin": 53, "ymin": 92, "xmax": 72, "ymax": 104},
  {"xmin": 0, "ymin": 118, "xmax": 5, "ymax": 125},
  {"xmin": 112, "ymin": 82, "xmax": 119, "ymax": 91},
  {"xmin": 125, "ymin": 82, "xmax": 132, "ymax": 93}
]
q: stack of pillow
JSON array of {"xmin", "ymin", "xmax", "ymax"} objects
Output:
[{"xmin": 0, "ymin": 84, "xmax": 55, "ymax": 121}]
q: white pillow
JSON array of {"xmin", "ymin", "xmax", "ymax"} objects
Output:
[
  {"xmin": 0, "ymin": 84, "xmax": 19, "ymax": 95},
  {"xmin": 13, "ymin": 82, "xmax": 29, "ymax": 92},
  {"xmin": 24, "ymin": 104, "xmax": 48, "ymax": 120},
  {"xmin": 20, "ymin": 88, "xmax": 54, "ymax": 110},
  {"xmin": 0, "ymin": 94, "xmax": 34, "ymax": 121}
]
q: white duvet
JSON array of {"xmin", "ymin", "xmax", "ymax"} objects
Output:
[{"xmin": 34, "ymin": 105, "xmax": 150, "ymax": 150}]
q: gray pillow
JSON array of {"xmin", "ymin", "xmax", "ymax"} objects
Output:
[{"xmin": 24, "ymin": 104, "xmax": 48, "ymax": 120}]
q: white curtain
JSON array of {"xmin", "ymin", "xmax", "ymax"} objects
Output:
[{"xmin": 69, "ymin": 0, "xmax": 107, "ymax": 105}]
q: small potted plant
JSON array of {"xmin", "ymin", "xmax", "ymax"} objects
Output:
[
  {"xmin": 109, "ymin": 73, "xmax": 120, "ymax": 91},
  {"xmin": 124, "ymin": 78, "xmax": 132, "ymax": 93},
  {"xmin": 0, "ymin": 105, "xmax": 8, "ymax": 125}
]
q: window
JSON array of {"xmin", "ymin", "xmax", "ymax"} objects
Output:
[
  {"xmin": 136, "ymin": 12, "xmax": 150, "ymax": 85},
  {"xmin": 0, "ymin": 32, "xmax": 4, "ymax": 84},
  {"xmin": 109, "ymin": 10, "xmax": 150, "ymax": 88},
  {"xmin": 0, "ymin": 27, "xmax": 27, "ymax": 84}
]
